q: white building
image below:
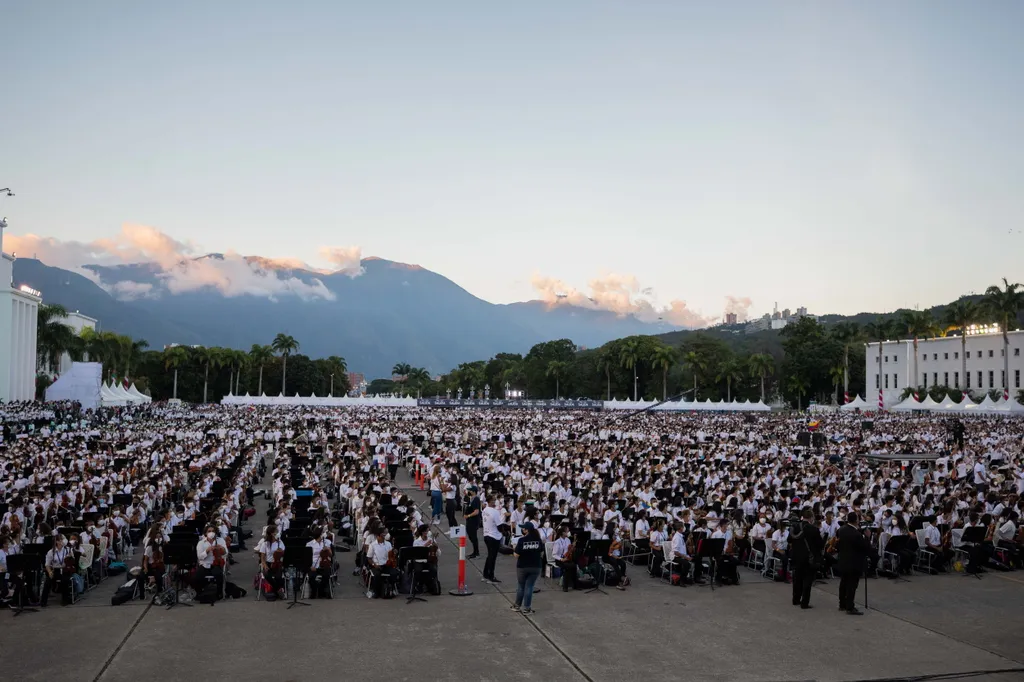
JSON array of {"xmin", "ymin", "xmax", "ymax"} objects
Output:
[
  {"xmin": 57, "ymin": 311, "xmax": 97, "ymax": 375},
  {"xmin": 866, "ymin": 328, "xmax": 1024, "ymax": 405},
  {"xmin": 0, "ymin": 217, "xmax": 41, "ymax": 401}
]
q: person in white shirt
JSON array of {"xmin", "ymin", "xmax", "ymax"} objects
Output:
[
  {"xmin": 195, "ymin": 526, "xmax": 229, "ymax": 599},
  {"xmin": 42, "ymin": 534, "xmax": 74, "ymax": 606},
  {"xmin": 305, "ymin": 526, "xmax": 333, "ymax": 599},
  {"xmin": 669, "ymin": 523, "xmax": 695, "ymax": 585},
  {"xmin": 551, "ymin": 526, "xmax": 577, "ymax": 591},
  {"xmin": 365, "ymin": 531, "xmax": 395, "ymax": 598},
  {"xmin": 481, "ymin": 495, "xmax": 504, "ymax": 584}
]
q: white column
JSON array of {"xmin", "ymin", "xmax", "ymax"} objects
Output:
[{"xmin": 12, "ymin": 300, "xmax": 22, "ymax": 400}]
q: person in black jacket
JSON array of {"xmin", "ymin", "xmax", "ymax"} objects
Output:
[
  {"xmin": 836, "ymin": 512, "xmax": 871, "ymax": 615},
  {"xmin": 789, "ymin": 508, "xmax": 824, "ymax": 609}
]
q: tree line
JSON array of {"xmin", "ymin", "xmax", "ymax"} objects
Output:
[{"xmin": 34, "ymin": 278, "xmax": 1023, "ymax": 406}]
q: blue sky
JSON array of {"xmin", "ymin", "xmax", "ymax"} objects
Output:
[{"xmin": 4, "ymin": 1, "xmax": 1023, "ymax": 323}]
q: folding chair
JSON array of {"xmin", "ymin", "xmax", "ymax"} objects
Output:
[
  {"xmin": 747, "ymin": 539, "xmax": 765, "ymax": 571},
  {"xmin": 914, "ymin": 529, "xmax": 935, "ymax": 573},
  {"xmin": 762, "ymin": 538, "xmax": 780, "ymax": 580}
]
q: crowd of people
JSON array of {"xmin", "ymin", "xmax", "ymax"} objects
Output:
[{"xmin": 2, "ymin": 401, "xmax": 1023, "ymax": 614}]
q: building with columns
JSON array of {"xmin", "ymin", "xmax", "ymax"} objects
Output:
[
  {"xmin": 0, "ymin": 217, "xmax": 41, "ymax": 401},
  {"xmin": 866, "ymin": 328, "xmax": 1024, "ymax": 406}
]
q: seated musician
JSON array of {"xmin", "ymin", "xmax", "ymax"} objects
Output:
[
  {"xmin": 195, "ymin": 525, "xmax": 229, "ymax": 598},
  {"xmin": 551, "ymin": 525, "xmax": 577, "ymax": 591},
  {"xmin": 921, "ymin": 515, "xmax": 951, "ymax": 571},
  {"xmin": 412, "ymin": 524, "xmax": 440, "ymax": 588},
  {"xmin": 728, "ymin": 510, "xmax": 750, "ymax": 562},
  {"xmin": 993, "ymin": 510, "xmax": 1020, "ymax": 568},
  {"xmin": 0, "ymin": 534, "xmax": 11, "ymax": 603},
  {"xmin": 305, "ymin": 525, "xmax": 333, "ymax": 598},
  {"xmin": 750, "ymin": 515, "xmax": 770, "ymax": 557},
  {"xmin": 43, "ymin": 533, "xmax": 74, "ymax": 606},
  {"xmin": 632, "ymin": 510, "xmax": 651, "ymax": 556},
  {"xmin": 365, "ymin": 529, "xmax": 396, "ymax": 598},
  {"xmin": 669, "ymin": 522, "xmax": 694, "ymax": 585},
  {"xmin": 648, "ymin": 519, "xmax": 667, "ymax": 577},
  {"xmin": 771, "ymin": 522, "xmax": 790, "ymax": 581},
  {"xmin": 142, "ymin": 526, "xmax": 166, "ymax": 590},
  {"xmin": 602, "ymin": 522, "xmax": 629, "ymax": 590}
]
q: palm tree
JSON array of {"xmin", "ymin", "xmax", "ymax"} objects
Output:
[
  {"xmin": 943, "ymin": 299, "xmax": 978, "ymax": 394},
  {"xmin": 650, "ymin": 345, "xmax": 677, "ymax": 400},
  {"xmin": 233, "ymin": 350, "xmax": 249, "ymax": 395},
  {"xmin": 829, "ymin": 365, "xmax": 845, "ymax": 405},
  {"xmin": 596, "ymin": 348, "xmax": 614, "ymax": 401},
  {"xmin": 249, "ymin": 344, "xmax": 274, "ymax": 395},
  {"xmin": 681, "ymin": 350, "xmax": 707, "ymax": 400},
  {"xmin": 546, "ymin": 360, "xmax": 569, "ymax": 399},
  {"xmin": 831, "ymin": 322, "xmax": 863, "ymax": 402},
  {"xmin": 747, "ymin": 353, "xmax": 775, "ymax": 402},
  {"xmin": 392, "ymin": 362, "xmax": 412, "ymax": 386},
  {"xmin": 325, "ymin": 355, "xmax": 348, "ymax": 395},
  {"xmin": 716, "ymin": 358, "xmax": 744, "ymax": 402},
  {"xmin": 864, "ymin": 316, "xmax": 898, "ymax": 408},
  {"xmin": 901, "ymin": 310, "xmax": 938, "ymax": 394},
  {"xmin": 407, "ymin": 367, "xmax": 430, "ymax": 398},
  {"xmin": 163, "ymin": 345, "xmax": 189, "ymax": 400},
  {"xmin": 619, "ymin": 339, "xmax": 642, "ymax": 401},
  {"xmin": 36, "ymin": 303, "xmax": 76, "ymax": 374},
  {"xmin": 983, "ymin": 278, "xmax": 1024, "ymax": 399},
  {"xmin": 788, "ymin": 374, "xmax": 810, "ymax": 411},
  {"xmin": 119, "ymin": 337, "xmax": 149, "ymax": 382},
  {"xmin": 271, "ymin": 333, "xmax": 300, "ymax": 395},
  {"xmin": 196, "ymin": 346, "xmax": 223, "ymax": 403}
]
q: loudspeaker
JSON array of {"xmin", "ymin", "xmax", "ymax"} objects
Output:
[
  {"xmin": 861, "ymin": 420, "xmax": 874, "ymax": 431},
  {"xmin": 812, "ymin": 432, "xmax": 825, "ymax": 448},
  {"xmin": 797, "ymin": 432, "xmax": 811, "ymax": 447}
]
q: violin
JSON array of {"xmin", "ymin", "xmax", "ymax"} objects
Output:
[
  {"xmin": 319, "ymin": 545, "xmax": 333, "ymax": 569},
  {"xmin": 825, "ymin": 535, "xmax": 839, "ymax": 555},
  {"xmin": 151, "ymin": 545, "xmax": 165, "ymax": 571},
  {"xmin": 271, "ymin": 548, "xmax": 284, "ymax": 570},
  {"xmin": 212, "ymin": 544, "xmax": 227, "ymax": 568},
  {"xmin": 62, "ymin": 549, "xmax": 78, "ymax": 577},
  {"xmin": 386, "ymin": 547, "xmax": 398, "ymax": 568}
]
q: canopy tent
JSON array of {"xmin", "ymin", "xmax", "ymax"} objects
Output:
[
  {"xmin": 840, "ymin": 395, "xmax": 870, "ymax": 411},
  {"xmin": 45, "ymin": 362, "xmax": 103, "ymax": 410},
  {"xmin": 221, "ymin": 393, "xmax": 419, "ymax": 407},
  {"xmin": 890, "ymin": 395, "xmax": 922, "ymax": 412},
  {"xmin": 602, "ymin": 398, "xmax": 770, "ymax": 412},
  {"xmin": 100, "ymin": 382, "xmax": 128, "ymax": 407},
  {"xmin": 127, "ymin": 383, "xmax": 152, "ymax": 403}
]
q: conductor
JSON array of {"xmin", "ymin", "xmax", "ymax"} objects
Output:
[{"xmin": 836, "ymin": 512, "xmax": 869, "ymax": 615}]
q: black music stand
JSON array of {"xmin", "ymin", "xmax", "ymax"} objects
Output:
[
  {"xmin": 6, "ymin": 554, "xmax": 41, "ymax": 617},
  {"xmin": 399, "ymin": 546, "xmax": 430, "ymax": 604},
  {"xmin": 283, "ymin": 545, "xmax": 312, "ymax": 609},
  {"xmin": 163, "ymin": 542, "xmax": 195, "ymax": 610},
  {"xmin": 961, "ymin": 526, "xmax": 985, "ymax": 580},
  {"xmin": 696, "ymin": 538, "xmax": 725, "ymax": 591},
  {"xmin": 583, "ymin": 539, "xmax": 611, "ymax": 595}
]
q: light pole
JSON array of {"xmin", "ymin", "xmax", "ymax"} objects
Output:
[
  {"xmin": 633, "ymin": 368, "xmax": 638, "ymax": 402},
  {"xmin": 330, "ymin": 373, "xmax": 334, "ymax": 396}
]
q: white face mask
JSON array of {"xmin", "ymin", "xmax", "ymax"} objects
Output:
[
  {"xmin": 206, "ymin": 532, "xmax": 216, "ymax": 540},
  {"xmin": 759, "ymin": 518, "xmax": 766, "ymax": 524},
  {"xmin": 112, "ymin": 510, "xmax": 120, "ymax": 516}
]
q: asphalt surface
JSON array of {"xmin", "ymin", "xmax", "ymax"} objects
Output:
[{"xmin": 3, "ymin": 468, "xmax": 1023, "ymax": 682}]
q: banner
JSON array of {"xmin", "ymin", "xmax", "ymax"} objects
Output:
[{"xmin": 417, "ymin": 398, "xmax": 603, "ymax": 410}]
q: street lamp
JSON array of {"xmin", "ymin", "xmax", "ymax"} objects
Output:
[
  {"xmin": 330, "ymin": 373, "xmax": 334, "ymax": 396},
  {"xmin": 0, "ymin": 188, "xmax": 14, "ymax": 197}
]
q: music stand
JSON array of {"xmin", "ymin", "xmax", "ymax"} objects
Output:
[
  {"xmin": 163, "ymin": 542, "xmax": 195, "ymax": 609},
  {"xmin": 283, "ymin": 545, "xmax": 312, "ymax": 609},
  {"xmin": 6, "ymin": 554, "xmax": 41, "ymax": 617},
  {"xmin": 398, "ymin": 546, "xmax": 430, "ymax": 604},
  {"xmin": 583, "ymin": 539, "xmax": 611, "ymax": 595},
  {"xmin": 696, "ymin": 538, "xmax": 725, "ymax": 591}
]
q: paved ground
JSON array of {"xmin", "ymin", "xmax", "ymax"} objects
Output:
[{"xmin": 3, "ymin": 469, "xmax": 1024, "ymax": 682}]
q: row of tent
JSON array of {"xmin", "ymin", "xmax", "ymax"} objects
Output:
[
  {"xmin": 220, "ymin": 393, "xmax": 772, "ymax": 411},
  {"xmin": 100, "ymin": 381, "xmax": 152, "ymax": 407},
  {"xmin": 841, "ymin": 393, "xmax": 1024, "ymax": 414}
]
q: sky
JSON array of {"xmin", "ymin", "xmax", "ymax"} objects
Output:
[{"xmin": 4, "ymin": 1, "xmax": 1024, "ymax": 325}]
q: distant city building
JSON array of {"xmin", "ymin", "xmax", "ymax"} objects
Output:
[
  {"xmin": 725, "ymin": 312, "xmax": 738, "ymax": 325},
  {"xmin": 745, "ymin": 304, "xmax": 815, "ymax": 334},
  {"xmin": 0, "ymin": 217, "xmax": 40, "ymax": 401},
  {"xmin": 867, "ymin": 329, "xmax": 1023, "ymax": 405},
  {"xmin": 348, "ymin": 371, "xmax": 365, "ymax": 388}
]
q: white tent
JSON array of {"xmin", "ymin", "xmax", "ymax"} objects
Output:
[
  {"xmin": 978, "ymin": 394, "xmax": 999, "ymax": 410},
  {"xmin": 127, "ymin": 383, "xmax": 152, "ymax": 403},
  {"xmin": 840, "ymin": 395, "xmax": 869, "ymax": 411},
  {"xmin": 45, "ymin": 362, "xmax": 103, "ymax": 410},
  {"xmin": 890, "ymin": 395, "xmax": 921, "ymax": 411},
  {"xmin": 935, "ymin": 395, "xmax": 961, "ymax": 411},
  {"xmin": 100, "ymin": 382, "xmax": 127, "ymax": 407},
  {"xmin": 110, "ymin": 382, "xmax": 142, "ymax": 404}
]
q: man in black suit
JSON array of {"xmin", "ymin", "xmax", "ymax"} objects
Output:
[
  {"xmin": 836, "ymin": 512, "xmax": 871, "ymax": 615},
  {"xmin": 790, "ymin": 508, "xmax": 824, "ymax": 609}
]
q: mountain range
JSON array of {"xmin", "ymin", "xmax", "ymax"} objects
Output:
[{"xmin": 13, "ymin": 256, "xmax": 674, "ymax": 378}]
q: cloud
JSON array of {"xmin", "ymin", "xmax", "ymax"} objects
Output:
[
  {"xmin": 103, "ymin": 280, "xmax": 157, "ymax": 301},
  {"xmin": 724, "ymin": 296, "xmax": 753, "ymax": 322},
  {"xmin": 6, "ymin": 224, "xmax": 343, "ymax": 301},
  {"xmin": 318, "ymin": 246, "xmax": 365, "ymax": 278},
  {"xmin": 530, "ymin": 272, "xmax": 717, "ymax": 329}
]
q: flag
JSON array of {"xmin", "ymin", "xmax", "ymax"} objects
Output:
[{"xmin": 808, "ymin": 420, "xmax": 820, "ymax": 431}]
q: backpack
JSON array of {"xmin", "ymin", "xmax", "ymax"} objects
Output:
[
  {"xmin": 197, "ymin": 582, "xmax": 219, "ymax": 605},
  {"xmin": 224, "ymin": 581, "xmax": 247, "ymax": 599}
]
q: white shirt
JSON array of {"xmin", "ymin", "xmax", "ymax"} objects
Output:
[
  {"xmin": 367, "ymin": 538, "xmax": 392, "ymax": 567},
  {"xmin": 196, "ymin": 537, "xmax": 228, "ymax": 569},
  {"xmin": 482, "ymin": 506, "xmax": 504, "ymax": 541}
]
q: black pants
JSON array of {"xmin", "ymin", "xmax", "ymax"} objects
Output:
[
  {"xmin": 196, "ymin": 565, "xmax": 225, "ymax": 599},
  {"xmin": 649, "ymin": 549, "xmax": 664, "ymax": 577},
  {"xmin": 370, "ymin": 565, "xmax": 396, "ymax": 597},
  {"xmin": 466, "ymin": 521, "xmax": 480, "ymax": 556},
  {"xmin": 558, "ymin": 560, "xmax": 577, "ymax": 590},
  {"xmin": 388, "ymin": 463, "xmax": 399, "ymax": 480},
  {"xmin": 838, "ymin": 570, "xmax": 861, "ymax": 610},
  {"xmin": 42, "ymin": 572, "xmax": 72, "ymax": 606},
  {"xmin": 484, "ymin": 536, "xmax": 500, "ymax": 580},
  {"xmin": 308, "ymin": 565, "xmax": 331, "ymax": 598},
  {"xmin": 791, "ymin": 560, "xmax": 813, "ymax": 606},
  {"xmin": 445, "ymin": 499, "xmax": 458, "ymax": 529}
]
